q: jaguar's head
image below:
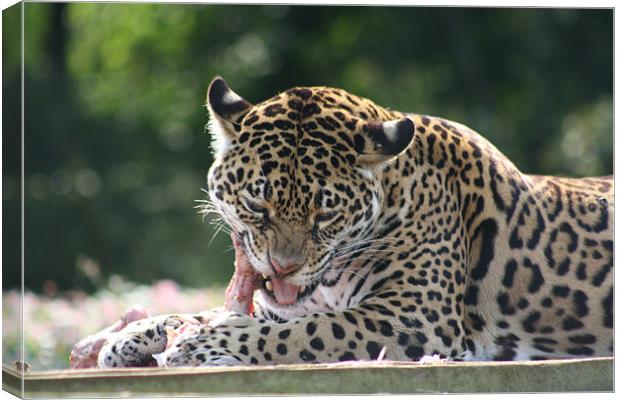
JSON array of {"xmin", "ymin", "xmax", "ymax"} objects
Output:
[{"xmin": 205, "ymin": 77, "xmax": 415, "ymax": 307}]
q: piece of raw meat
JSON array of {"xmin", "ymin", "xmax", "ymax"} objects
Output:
[{"xmin": 224, "ymin": 233, "xmax": 258, "ymax": 315}]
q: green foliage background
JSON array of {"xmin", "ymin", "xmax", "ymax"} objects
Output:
[{"xmin": 2, "ymin": 4, "xmax": 613, "ymax": 293}]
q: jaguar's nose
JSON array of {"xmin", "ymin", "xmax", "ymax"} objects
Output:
[{"xmin": 270, "ymin": 257, "xmax": 300, "ymax": 276}]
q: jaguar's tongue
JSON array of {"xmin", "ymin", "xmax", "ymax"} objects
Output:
[{"xmin": 270, "ymin": 277, "xmax": 300, "ymax": 305}]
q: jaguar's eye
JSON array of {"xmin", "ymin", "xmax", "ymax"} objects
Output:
[
  {"xmin": 244, "ymin": 200, "xmax": 267, "ymax": 214},
  {"xmin": 315, "ymin": 211, "xmax": 337, "ymax": 224},
  {"xmin": 241, "ymin": 197, "xmax": 270, "ymax": 223},
  {"xmin": 312, "ymin": 211, "xmax": 337, "ymax": 240}
]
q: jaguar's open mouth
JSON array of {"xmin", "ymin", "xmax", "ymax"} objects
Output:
[
  {"xmin": 224, "ymin": 235, "xmax": 322, "ymax": 313},
  {"xmin": 257, "ymin": 274, "xmax": 320, "ymax": 305}
]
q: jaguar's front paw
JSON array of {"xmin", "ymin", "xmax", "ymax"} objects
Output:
[
  {"xmin": 151, "ymin": 313, "xmax": 255, "ymax": 367},
  {"xmin": 70, "ymin": 305, "xmax": 150, "ymax": 369},
  {"xmin": 98, "ymin": 315, "xmax": 193, "ymax": 368},
  {"xmin": 157, "ymin": 332, "xmax": 245, "ymax": 367}
]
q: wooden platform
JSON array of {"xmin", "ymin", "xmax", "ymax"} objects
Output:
[{"xmin": 2, "ymin": 357, "xmax": 613, "ymax": 397}]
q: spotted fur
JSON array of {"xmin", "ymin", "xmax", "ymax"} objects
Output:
[{"xmin": 99, "ymin": 77, "xmax": 613, "ymax": 367}]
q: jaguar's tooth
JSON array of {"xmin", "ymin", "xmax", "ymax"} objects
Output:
[
  {"xmin": 261, "ymin": 273, "xmax": 268, "ymax": 280},
  {"xmin": 265, "ymin": 281, "xmax": 273, "ymax": 291}
]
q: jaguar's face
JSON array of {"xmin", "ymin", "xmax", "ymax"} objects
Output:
[
  {"xmin": 208, "ymin": 139, "xmax": 385, "ymax": 305},
  {"xmin": 205, "ymin": 77, "xmax": 415, "ymax": 307}
]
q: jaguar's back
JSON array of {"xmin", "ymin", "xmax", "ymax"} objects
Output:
[{"xmin": 416, "ymin": 116, "xmax": 614, "ymax": 360}]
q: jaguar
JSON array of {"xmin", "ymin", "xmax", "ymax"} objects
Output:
[{"xmin": 95, "ymin": 76, "xmax": 613, "ymax": 367}]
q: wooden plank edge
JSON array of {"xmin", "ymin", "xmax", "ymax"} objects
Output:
[{"xmin": 2, "ymin": 356, "xmax": 612, "ymax": 397}]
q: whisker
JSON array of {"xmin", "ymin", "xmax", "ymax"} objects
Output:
[
  {"xmin": 336, "ymin": 256, "xmax": 387, "ymax": 264},
  {"xmin": 337, "ymin": 268, "xmax": 368, "ymax": 280},
  {"xmin": 334, "ymin": 237, "xmax": 401, "ymax": 253},
  {"xmin": 333, "ymin": 247, "xmax": 393, "ymax": 259},
  {"xmin": 335, "ymin": 245, "xmax": 393, "ymax": 253},
  {"xmin": 334, "ymin": 253, "xmax": 392, "ymax": 262}
]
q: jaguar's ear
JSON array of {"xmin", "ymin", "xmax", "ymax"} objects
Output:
[
  {"xmin": 355, "ymin": 117, "xmax": 416, "ymax": 166},
  {"xmin": 206, "ymin": 76, "xmax": 253, "ymax": 156}
]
